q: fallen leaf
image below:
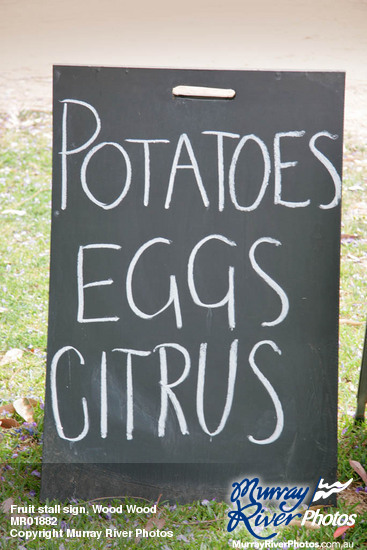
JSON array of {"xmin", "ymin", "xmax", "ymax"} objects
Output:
[
  {"xmin": 289, "ymin": 519, "xmax": 320, "ymax": 530},
  {"xmin": 333, "ymin": 524, "xmax": 354, "ymax": 538},
  {"xmin": 341, "ymin": 234, "xmax": 359, "ymax": 241},
  {"xmin": 13, "ymin": 398, "xmax": 35, "ymax": 422},
  {"xmin": 0, "ymin": 417, "xmax": 20, "ymax": 428},
  {"xmin": 135, "ymin": 513, "xmax": 166, "ymax": 543},
  {"xmin": 0, "ymin": 403, "xmax": 15, "ymax": 415},
  {"xmin": 349, "ymin": 460, "xmax": 367, "ymax": 485},
  {"xmin": 145, "ymin": 515, "xmax": 166, "ymax": 531},
  {"xmin": 1, "ymin": 497, "xmax": 14, "ymax": 514},
  {"xmin": 0, "ymin": 348, "xmax": 23, "ymax": 366}
]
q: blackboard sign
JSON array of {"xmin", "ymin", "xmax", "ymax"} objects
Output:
[{"xmin": 41, "ymin": 67, "xmax": 344, "ymax": 502}]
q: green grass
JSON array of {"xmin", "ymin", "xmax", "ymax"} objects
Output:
[
  {"xmin": 1, "ymin": 112, "xmax": 367, "ymax": 548},
  {"xmin": 339, "ymin": 142, "xmax": 367, "ymax": 428},
  {"xmin": 0, "ymin": 111, "xmax": 51, "ymax": 404}
]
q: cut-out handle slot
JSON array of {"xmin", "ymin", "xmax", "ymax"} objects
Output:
[{"xmin": 172, "ymin": 85, "xmax": 236, "ymax": 99}]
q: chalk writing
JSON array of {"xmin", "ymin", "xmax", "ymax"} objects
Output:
[
  {"xmin": 44, "ymin": 69, "xmax": 343, "ymax": 493},
  {"xmin": 50, "ymin": 90, "xmax": 342, "ymax": 442},
  {"xmin": 59, "ymin": 100, "xmax": 341, "ymax": 213}
]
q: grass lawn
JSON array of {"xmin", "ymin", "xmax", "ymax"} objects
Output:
[{"xmin": 0, "ymin": 112, "xmax": 366, "ymax": 548}]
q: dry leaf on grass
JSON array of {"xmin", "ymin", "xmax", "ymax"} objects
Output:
[
  {"xmin": 1, "ymin": 498, "xmax": 29, "ymax": 521},
  {"xmin": 307, "ymin": 505, "xmax": 331, "ymax": 511},
  {"xmin": 135, "ymin": 513, "xmax": 166, "ymax": 542},
  {"xmin": 0, "ymin": 348, "xmax": 23, "ymax": 366},
  {"xmin": 341, "ymin": 234, "xmax": 359, "ymax": 241},
  {"xmin": 349, "ymin": 460, "xmax": 367, "ymax": 485},
  {"xmin": 333, "ymin": 524, "xmax": 355, "ymax": 538},
  {"xmin": 145, "ymin": 515, "xmax": 166, "ymax": 531},
  {"xmin": 339, "ymin": 319, "xmax": 364, "ymax": 326},
  {"xmin": 13, "ymin": 398, "xmax": 35, "ymax": 422},
  {"xmin": 1, "ymin": 497, "xmax": 14, "ymax": 514},
  {"xmin": 0, "ymin": 417, "xmax": 20, "ymax": 429},
  {"xmin": 288, "ymin": 519, "xmax": 320, "ymax": 530},
  {"xmin": 0, "ymin": 403, "xmax": 15, "ymax": 415}
]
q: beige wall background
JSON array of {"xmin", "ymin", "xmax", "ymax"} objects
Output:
[{"xmin": 0, "ymin": 0, "xmax": 366, "ymax": 142}]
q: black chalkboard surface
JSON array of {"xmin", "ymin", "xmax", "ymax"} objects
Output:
[{"xmin": 41, "ymin": 67, "xmax": 344, "ymax": 502}]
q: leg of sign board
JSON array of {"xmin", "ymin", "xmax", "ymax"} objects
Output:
[{"xmin": 355, "ymin": 320, "xmax": 367, "ymax": 423}]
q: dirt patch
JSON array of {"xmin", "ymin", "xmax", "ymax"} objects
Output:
[
  {"xmin": 339, "ymin": 484, "xmax": 367, "ymax": 514},
  {"xmin": 0, "ymin": 0, "xmax": 366, "ymax": 144}
]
